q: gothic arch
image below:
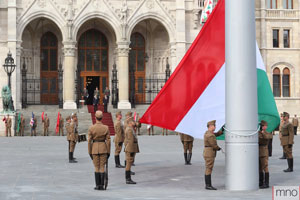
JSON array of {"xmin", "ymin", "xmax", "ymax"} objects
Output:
[{"xmin": 270, "ymin": 62, "xmax": 295, "ymax": 72}]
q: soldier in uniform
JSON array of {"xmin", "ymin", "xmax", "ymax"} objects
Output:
[
  {"xmin": 31, "ymin": 115, "xmax": 37, "ymax": 136},
  {"xmin": 66, "ymin": 116, "xmax": 77, "ymax": 163},
  {"xmin": 72, "ymin": 113, "xmax": 79, "ymax": 143},
  {"xmin": 19, "ymin": 114, "xmax": 25, "ymax": 136},
  {"xmin": 280, "ymin": 112, "xmax": 294, "ymax": 172},
  {"xmin": 279, "ymin": 113, "xmax": 286, "ymax": 159},
  {"xmin": 43, "ymin": 113, "xmax": 50, "ymax": 136},
  {"xmin": 88, "ymin": 111, "xmax": 111, "ymax": 190},
  {"xmin": 124, "ymin": 111, "xmax": 132, "ymax": 131},
  {"xmin": 59, "ymin": 113, "xmax": 64, "ymax": 136},
  {"xmin": 292, "ymin": 114, "xmax": 298, "ymax": 135},
  {"xmin": 124, "ymin": 118, "xmax": 139, "ymax": 184},
  {"xmin": 136, "ymin": 113, "xmax": 141, "ymax": 135},
  {"xmin": 114, "ymin": 111, "xmax": 125, "ymax": 168},
  {"xmin": 259, "ymin": 120, "xmax": 273, "ymax": 189},
  {"xmin": 203, "ymin": 120, "xmax": 223, "ymax": 190},
  {"xmin": 5, "ymin": 114, "xmax": 12, "ymax": 137},
  {"xmin": 180, "ymin": 133, "xmax": 194, "ymax": 165}
]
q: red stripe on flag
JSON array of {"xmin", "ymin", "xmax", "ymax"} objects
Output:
[{"xmin": 140, "ymin": 0, "xmax": 225, "ymax": 130}]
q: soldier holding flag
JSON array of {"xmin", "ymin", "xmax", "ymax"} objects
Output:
[
  {"xmin": 43, "ymin": 113, "xmax": 50, "ymax": 136},
  {"xmin": 30, "ymin": 112, "xmax": 37, "ymax": 136}
]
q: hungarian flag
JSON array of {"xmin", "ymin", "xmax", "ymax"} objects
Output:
[
  {"xmin": 16, "ymin": 113, "xmax": 21, "ymax": 132},
  {"xmin": 30, "ymin": 112, "xmax": 34, "ymax": 127},
  {"xmin": 41, "ymin": 112, "xmax": 44, "ymax": 122},
  {"xmin": 200, "ymin": 0, "xmax": 214, "ymax": 24},
  {"xmin": 140, "ymin": 0, "xmax": 280, "ymax": 139},
  {"xmin": 55, "ymin": 112, "xmax": 60, "ymax": 134},
  {"xmin": 133, "ymin": 112, "xmax": 137, "ymax": 121}
]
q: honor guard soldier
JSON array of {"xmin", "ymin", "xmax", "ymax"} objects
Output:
[
  {"xmin": 59, "ymin": 113, "xmax": 64, "ymax": 136},
  {"xmin": 5, "ymin": 114, "xmax": 12, "ymax": 137},
  {"xmin": 88, "ymin": 111, "xmax": 111, "ymax": 190},
  {"xmin": 72, "ymin": 113, "xmax": 79, "ymax": 142},
  {"xmin": 259, "ymin": 120, "xmax": 273, "ymax": 189},
  {"xmin": 180, "ymin": 133, "xmax": 194, "ymax": 165},
  {"xmin": 124, "ymin": 111, "xmax": 132, "ymax": 131},
  {"xmin": 66, "ymin": 116, "xmax": 77, "ymax": 163},
  {"xmin": 114, "ymin": 111, "xmax": 125, "ymax": 168},
  {"xmin": 31, "ymin": 115, "xmax": 37, "ymax": 136},
  {"xmin": 292, "ymin": 114, "xmax": 298, "ymax": 135},
  {"xmin": 280, "ymin": 112, "xmax": 294, "ymax": 172},
  {"xmin": 203, "ymin": 120, "xmax": 223, "ymax": 190},
  {"xmin": 279, "ymin": 114, "xmax": 286, "ymax": 159},
  {"xmin": 124, "ymin": 118, "xmax": 139, "ymax": 184},
  {"xmin": 19, "ymin": 114, "xmax": 25, "ymax": 136},
  {"xmin": 43, "ymin": 114, "xmax": 50, "ymax": 136}
]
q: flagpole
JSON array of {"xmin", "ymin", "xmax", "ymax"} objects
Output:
[{"xmin": 225, "ymin": 0, "xmax": 258, "ymax": 191}]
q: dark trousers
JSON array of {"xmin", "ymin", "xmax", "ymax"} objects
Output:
[
  {"xmin": 294, "ymin": 126, "xmax": 297, "ymax": 135},
  {"xmin": 94, "ymin": 104, "xmax": 98, "ymax": 112},
  {"xmin": 268, "ymin": 138, "xmax": 273, "ymax": 157},
  {"xmin": 104, "ymin": 104, "xmax": 108, "ymax": 113}
]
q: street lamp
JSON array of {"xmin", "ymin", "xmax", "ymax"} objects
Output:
[{"xmin": 3, "ymin": 51, "xmax": 16, "ymax": 89}]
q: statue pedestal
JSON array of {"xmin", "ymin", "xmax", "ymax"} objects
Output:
[{"xmin": 0, "ymin": 113, "xmax": 16, "ymax": 137}]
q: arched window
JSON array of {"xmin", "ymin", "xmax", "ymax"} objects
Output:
[
  {"xmin": 282, "ymin": 67, "xmax": 290, "ymax": 97},
  {"xmin": 273, "ymin": 68, "xmax": 281, "ymax": 97}
]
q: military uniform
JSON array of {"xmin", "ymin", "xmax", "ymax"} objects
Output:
[
  {"xmin": 31, "ymin": 117, "xmax": 37, "ymax": 136},
  {"xmin": 59, "ymin": 116, "xmax": 64, "ymax": 136},
  {"xmin": 180, "ymin": 133, "xmax": 194, "ymax": 165},
  {"xmin": 280, "ymin": 112, "xmax": 294, "ymax": 172},
  {"xmin": 19, "ymin": 116, "xmax": 25, "ymax": 136},
  {"xmin": 88, "ymin": 111, "xmax": 111, "ymax": 190},
  {"xmin": 66, "ymin": 116, "xmax": 77, "ymax": 163},
  {"xmin": 292, "ymin": 116, "xmax": 298, "ymax": 135},
  {"xmin": 259, "ymin": 120, "xmax": 273, "ymax": 189},
  {"xmin": 72, "ymin": 114, "xmax": 79, "ymax": 142},
  {"xmin": 124, "ymin": 119, "xmax": 139, "ymax": 184},
  {"xmin": 43, "ymin": 116, "xmax": 50, "ymax": 136},
  {"xmin": 5, "ymin": 117, "xmax": 12, "ymax": 137},
  {"xmin": 203, "ymin": 120, "xmax": 223, "ymax": 190},
  {"xmin": 279, "ymin": 117, "xmax": 286, "ymax": 159},
  {"xmin": 114, "ymin": 111, "xmax": 125, "ymax": 168}
]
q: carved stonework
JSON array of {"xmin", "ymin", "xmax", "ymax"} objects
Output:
[
  {"xmin": 37, "ymin": 0, "xmax": 46, "ymax": 8},
  {"xmin": 117, "ymin": 48, "xmax": 130, "ymax": 57},
  {"xmin": 63, "ymin": 42, "xmax": 76, "ymax": 57},
  {"xmin": 146, "ymin": 0, "xmax": 154, "ymax": 9}
]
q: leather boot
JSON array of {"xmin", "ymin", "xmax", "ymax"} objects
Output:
[
  {"xmin": 115, "ymin": 155, "xmax": 125, "ymax": 168},
  {"xmin": 263, "ymin": 173, "xmax": 269, "ymax": 188},
  {"xmin": 187, "ymin": 153, "xmax": 192, "ymax": 165},
  {"xmin": 259, "ymin": 172, "xmax": 264, "ymax": 187},
  {"xmin": 205, "ymin": 175, "xmax": 217, "ymax": 190},
  {"xmin": 94, "ymin": 172, "xmax": 101, "ymax": 190},
  {"xmin": 284, "ymin": 159, "xmax": 293, "ymax": 172},
  {"xmin": 184, "ymin": 153, "xmax": 188, "ymax": 165},
  {"xmin": 279, "ymin": 152, "xmax": 286, "ymax": 159},
  {"xmin": 130, "ymin": 171, "xmax": 135, "ymax": 175},
  {"xmin": 126, "ymin": 171, "xmax": 136, "ymax": 184},
  {"xmin": 69, "ymin": 152, "xmax": 77, "ymax": 163},
  {"xmin": 99, "ymin": 173, "xmax": 105, "ymax": 190}
]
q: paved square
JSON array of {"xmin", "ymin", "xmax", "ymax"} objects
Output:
[{"xmin": 0, "ymin": 134, "xmax": 299, "ymax": 200}]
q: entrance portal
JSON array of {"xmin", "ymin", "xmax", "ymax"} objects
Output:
[{"xmin": 86, "ymin": 76, "xmax": 100, "ymax": 105}]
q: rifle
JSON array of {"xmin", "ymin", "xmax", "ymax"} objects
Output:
[{"xmin": 104, "ymin": 155, "xmax": 108, "ymax": 190}]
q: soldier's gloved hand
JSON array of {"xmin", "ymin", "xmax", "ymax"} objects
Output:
[
  {"xmin": 288, "ymin": 144, "xmax": 293, "ymax": 148},
  {"xmin": 118, "ymin": 142, "xmax": 122, "ymax": 146},
  {"xmin": 217, "ymin": 147, "xmax": 221, "ymax": 151},
  {"xmin": 89, "ymin": 154, "xmax": 93, "ymax": 160},
  {"xmin": 221, "ymin": 125, "xmax": 225, "ymax": 132},
  {"xmin": 107, "ymin": 153, "xmax": 110, "ymax": 159},
  {"xmin": 130, "ymin": 152, "xmax": 135, "ymax": 157}
]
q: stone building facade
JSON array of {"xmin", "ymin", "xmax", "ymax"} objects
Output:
[{"xmin": 0, "ymin": 0, "xmax": 299, "ymax": 114}]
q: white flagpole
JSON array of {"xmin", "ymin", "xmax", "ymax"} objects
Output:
[{"xmin": 225, "ymin": 0, "xmax": 258, "ymax": 190}]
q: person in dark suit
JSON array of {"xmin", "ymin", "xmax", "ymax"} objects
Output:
[
  {"xmin": 103, "ymin": 94, "xmax": 109, "ymax": 113},
  {"xmin": 93, "ymin": 95, "xmax": 99, "ymax": 113}
]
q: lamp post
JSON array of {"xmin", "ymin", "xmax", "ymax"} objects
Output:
[
  {"xmin": 21, "ymin": 57, "xmax": 27, "ymax": 108},
  {"xmin": 3, "ymin": 51, "xmax": 16, "ymax": 90},
  {"xmin": 111, "ymin": 61, "xmax": 118, "ymax": 108},
  {"xmin": 58, "ymin": 59, "xmax": 63, "ymax": 108},
  {"xmin": 165, "ymin": 57, "xmax": 171, "ymax": 82}
]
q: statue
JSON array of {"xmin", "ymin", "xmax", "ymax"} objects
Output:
[
  {"xmin": 120, "ymin": 1, "xmax": 128, "ymax": 40},
  {"xmin": 1, "ymin": 85, "xmax": 14, "ymax": 113}
]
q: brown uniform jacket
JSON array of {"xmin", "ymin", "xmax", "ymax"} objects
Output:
[
  {"xmin": 280, "ymin": 122, "xmax": 294, "ymax": 146},
  {"xmin": 203, "ymin": 130, "xmax": 222, "ymax": 158},
  {"xmin": 259, "ymin": 130, "xmax": 272, "ymax": 157},
  {"xmin": 20, "ymin": 117, "xmax": 25, "ymax": 128},
  {"xmin": 88, "ymin": 122, "xmax": 111, "ymax": 155},
  {"xmin": 124, "ymin": 127, "xmax": 139, "ymax": 153},
  {"xmin": 124, "ymin": 118, "xmax": 129, "ymax": 131},
  {"xmin": 180, "ymin": 133, "xmax": 194, "ymax": 142},
  {"xmin": 292, "ymin": 117, "xmax": 298, "ymax": 127},
  {"xmin": 59, "ymin": 117, "xmax": 64, "ymax": 128},
  {"xmin": 6, "ymin": 118, "xmax": 12, "ymax": 128},
  {"xmin": 114, "ymin": 119, "xmax": 124, "ymax": 143},
  {"xmin": 44, "ymin": 117, "xmax": 50, "ymax": 127},
  {"xmin": 66, "ymin": 122, "xmax": 76, "ymax": 141}
]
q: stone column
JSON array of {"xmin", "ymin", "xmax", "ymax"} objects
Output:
[
  {"xmin": 117, "ymin": 41, "xmax": 131, "ymax": 109},
  {"xmin": 63, "ymin": 41, "xmax": 77, "ymax": 109},
  {"xmin": 170, "ymin": 42, "xmax": 177, "ymax": 72},
  {"xmin": 16, "ymin": 41, "xmax": 23, "ymax": 110},
  {"xmin": 175, "ymin": 0, "xmax": 186, "ymax": 65},
  {"xmin": 7, "ymin": 0, "xmax": 17, "ymax": 110},
  {"xmin": 260, "ymin": 0, "xmax": 267, "ymax": 66}
]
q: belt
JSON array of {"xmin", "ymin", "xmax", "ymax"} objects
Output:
[
  {"xmin": 205, "ymin": 146, "xmax": 212, "ymax": 148},
  {"xmin": 93, "ymin": 140, "xmax": 105, "ymax": 142},
  {"xmin": 259, "ymin": 144, "xmax": 267, "ymax": 146},
  {"xmin": 282, "ymin": 135, "xmax": 289, "ymax": 137},
  {"xmin": 134, "ymin": 141, "xmax": 138, "ymax": 144}
]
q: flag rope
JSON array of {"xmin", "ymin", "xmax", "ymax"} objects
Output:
[{"xmin": 223, "ymin": 126, "xmax": 260, "ymax": 137}]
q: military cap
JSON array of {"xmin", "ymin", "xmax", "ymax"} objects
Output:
[
  {"xmin": 260, "ymin": 120, "xmax": 268, "ymax": 126},
  {"xmin": 116, "ymin": 111, "xmax": 122, "ymax": 117},
  {"xmin": 126, "ymin": 111, "xmax": 132, "ymax": 116},
  {"xmin": 66, "ymin": 116, "xmax": 71, "ymax": 121},
  {"xmin": 95, "ymin": 111, "xmax": 103, "ymax": 119},
  {"xmin": 283, "ymin": 112, "xmax": 289, "ymax": 117},
  {"xmin": 207, "ymin": 120, "xmax": 216, "ymax": 127}
]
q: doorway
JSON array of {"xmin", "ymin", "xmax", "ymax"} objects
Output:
[{"xmin": 86, "ymin": 76, "xmax": 100, "ymax": 105}]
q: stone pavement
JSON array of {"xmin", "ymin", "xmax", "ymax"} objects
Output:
[{"xmin": 0, "ymin": 133, "xmax": 299, "ymax": 200}]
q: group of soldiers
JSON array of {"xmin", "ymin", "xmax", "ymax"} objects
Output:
[{"xmin": 2, "ymin": 113, "xmax": 65, "ymax": 137}]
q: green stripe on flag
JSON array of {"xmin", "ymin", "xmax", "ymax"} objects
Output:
[{"xmin": 217, "ymin": 69, "xmax": 280, "ymax": 140}]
